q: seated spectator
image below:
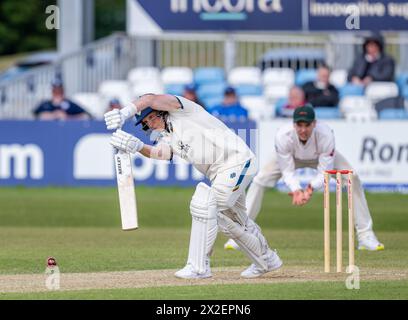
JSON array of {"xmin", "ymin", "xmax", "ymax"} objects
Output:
[
  {"xmin": 348, "ymin": 33, "xmax": 395, "ymax": 85},
  {"xmin": 280, "ymin": 86, "xmax": 306, "ymax": 117},
  {"xmin": 210, "ymin": 86, "xmax": 248, "ymax": 121},
  {"xmin": 302, "ymin": 65, "xmax": 339, "ymax": 107},
  {"xmin": 33, "ymin": 79, "xmax": 90, "ymax": 120},
  {"xmin": 106, "ymin": 98, "xmax": 122, "ymax": 112},
  {"xmin": 182, "ymin": 84, "xmax": 204, "ymax": 107}
]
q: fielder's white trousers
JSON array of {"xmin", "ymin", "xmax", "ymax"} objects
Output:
[{"xmin": 246, "ymin": 151, "xmax": 374, "ymax": 236}]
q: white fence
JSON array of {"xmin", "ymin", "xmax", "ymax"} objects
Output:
[{"xmin": 0, "ymin": 34, "xmax": 134, "ymax": 119}]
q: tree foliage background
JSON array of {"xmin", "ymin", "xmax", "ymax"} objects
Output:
[
  {"xmin": 95, "ymin": 0, "xmax": 126, "ymax": 40},
  {"xmin": 0, "ymin": 0, "xmax": 126, "ymax": 56},
  {"xmin": 0, "ymin": 0, "xmax": 57, "ymax": 55}
]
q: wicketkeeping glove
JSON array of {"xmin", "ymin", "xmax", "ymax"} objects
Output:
[{"xmin": 110, "ymin": 129, "xmax": 145, "ymax": 154}]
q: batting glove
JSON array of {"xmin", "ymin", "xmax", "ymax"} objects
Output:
[
  {"xmin": 110, "ymin": 129, "xmax": 144, "ymax": 154},
  {"xmin": 104, "ymin": 103, "xmax": 138, "ymax": 130},
  {"xmin": 104, "ymin": 109, "xmax": 126, "ymax": 130}
]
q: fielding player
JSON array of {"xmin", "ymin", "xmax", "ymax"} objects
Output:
[
  {"xmin": 225, "ymin": 104, "xmax": 384, "ymax": 252},
  {"xmin": 104, "ymin": 94, "xmax": 282, "ymax": 279}
]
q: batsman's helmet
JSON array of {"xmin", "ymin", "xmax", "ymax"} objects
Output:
[{"xmin": 135, "ymin": 107, "xmax": 154, "ymax": 130}]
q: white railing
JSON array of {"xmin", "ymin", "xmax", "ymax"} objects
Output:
[
  {"xmin": 1, "ymin": 32, "xmax": 407, "ymax": 119},
  {"xmin": 0, "ymin": 33, "xmax": 133, "ymax": 119}
]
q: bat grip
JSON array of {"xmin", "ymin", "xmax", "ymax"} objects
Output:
[{"xmin": 113, "ymin": 126, "xmax": 123, "ymax": 155}]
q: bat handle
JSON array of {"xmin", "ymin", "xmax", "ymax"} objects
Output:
[{"xmin": 113, "ymin": 126, "xmax": 123, "ymax": 155}]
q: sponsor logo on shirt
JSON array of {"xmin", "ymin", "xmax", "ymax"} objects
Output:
[{"xmin": 177, "ymin": 140, "xmax": 191, "ymax": 160}]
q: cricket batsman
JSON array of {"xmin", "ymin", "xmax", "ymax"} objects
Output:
[
  {"xmin": 224, "ymin": 104, "xmax": 384, "ymax": 252},
  {"xmin": 104, "ymin": 94, "xmax": 282, "ymax": 279}
]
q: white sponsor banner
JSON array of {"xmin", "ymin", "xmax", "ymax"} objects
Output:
[
  {"xmin": 259, "ymin": 120, "xmax": 408, "ymax": 187},
  {"xmin": 73, "ymin": 134, "xmax": 205, "ymax": 181},
  {"xmin": 0, "ymin": 144, "xmax": 44, "ymax": 179}
]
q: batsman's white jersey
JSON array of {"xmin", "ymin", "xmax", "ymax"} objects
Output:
[{"xmin": 158, "ymin": 96, "xmax": 255, "ymax": 181}]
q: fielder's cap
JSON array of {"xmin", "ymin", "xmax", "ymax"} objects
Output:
[
  {"xmin": 293, "ymin": 104, "xmax": 315, "ymax": 123},
  {"xmin": 135, "ymin": 107, "xmax": 154, "ymax": 126},
  {"xmin": 224, "ymin": 86, "xmax": 236, "ymax": 95}
]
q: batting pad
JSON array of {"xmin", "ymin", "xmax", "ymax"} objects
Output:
[
  {"xmin": 187, "ymin": 182, "xmax": 218, "ymax": 274},
  {"xmin": 217, "ymin": 212, "xmax": 268, "ymax": 270}
]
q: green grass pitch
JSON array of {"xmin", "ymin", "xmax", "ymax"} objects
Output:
[{"xmin": 0, "ymin": 186, "xmax": 407, "ymax": 299}]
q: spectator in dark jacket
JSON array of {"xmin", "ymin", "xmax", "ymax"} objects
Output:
[
  {"xmin": 302, "ymin": 65, "xmax": 339, "ymax": 107},
  {"xmin": 33, "ymin": 79, "xmax": 90, "ymax": 120},
  {"xmin": 348, "ymin": 33, "xmax": 395, "ymax": 85},
  {"xmin": 210, "ymin": 86, "xmax": 248, "ymax": 121}
]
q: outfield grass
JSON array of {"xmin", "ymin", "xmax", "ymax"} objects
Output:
[
  {"xmin": 1, "ymin": 227, "xmax": 406, "ymax": 275},
  {"xmin": 1, "ymin": 187, "xmax": 406, "ymax": 231},
  {"xmin": 2, "ymin": 280, "xmax": 408, "ymax": 300},
  {"xmin": 0, "ymin": 187, "xmax": 407, "ymax": 299}
]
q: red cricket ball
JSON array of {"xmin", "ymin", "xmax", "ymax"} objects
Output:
[{"xmin": 46, "ymin": 256, "xmax": 57, "ymax": 267}]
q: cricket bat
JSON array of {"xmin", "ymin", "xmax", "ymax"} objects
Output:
[{"xmin": 114, "ymin": 149, "xmax": 138, "ymax": 230}]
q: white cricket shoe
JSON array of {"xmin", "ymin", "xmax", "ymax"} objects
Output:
[
  {"xmin": 174, "ymin": 263, "xmax": 212, "ymax": 279},
  {"xmin": 240, "ymin": 249, "xmax": 283, "ymax": 279},
  {"xmin": 224, "ymin": 239, "xmax": 240, "ymax": 251},
  {"xmin": 358, "ymin": 231, "xmax": 385, "ymax": 251}
]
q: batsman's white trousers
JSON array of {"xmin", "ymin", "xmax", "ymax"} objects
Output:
[
  {"xmin": 211, "ymin": 159, "xmax": 273, "ymax": 268},
  {"xmin": 212, "ymin": 159, "xmax": 257, "ymax": 224},
  {"xmin": 247, "ymin": 151, "xmax": 374, "ymax": 236},
  {"xmin": 183, "ymin": 158, "xmax": 275, "ymax": 272}
]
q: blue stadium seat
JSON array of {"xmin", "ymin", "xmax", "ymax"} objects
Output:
[
  {"xmin": 235, "ymin": 84, "xmax": 263, "ymax": 96},
  {"xmin": 203, "ymin": 97, "xmax": 224, "ymax": 110},
  {"xmin": 402, "ymin": 86, "xmax": 408, "ymax": 99},
  {"xmin": 197, "ymin": 82, "xmax": 227, "ymax": 100},
  {"xmin": 314, "ymin": 107, "xmax": 342, "ymax": 119},
  {"xmin": 274, "ymin": 97, "xmax": 288, "ymax": 117},
  {"xmin": 295, "ymin": 69, "xmax": 317, "ymax": 86},
  {"xmin": 396, "ymin": 73, "xmax": 408, "ymax": 93},
  {"xmin": 379, "ymin": 108, "xmax": 408, "ymax": 119},
  {"xmin": 194, "ymin": 67, "xmax": 225, "ymax": 85},
  {"xmin": 339, "ymin": 84, "xmax": 364, "ymax": 98},
  {"xmin": 165, "ymin": 83, "xmax": 185, "ymax": 96}
]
